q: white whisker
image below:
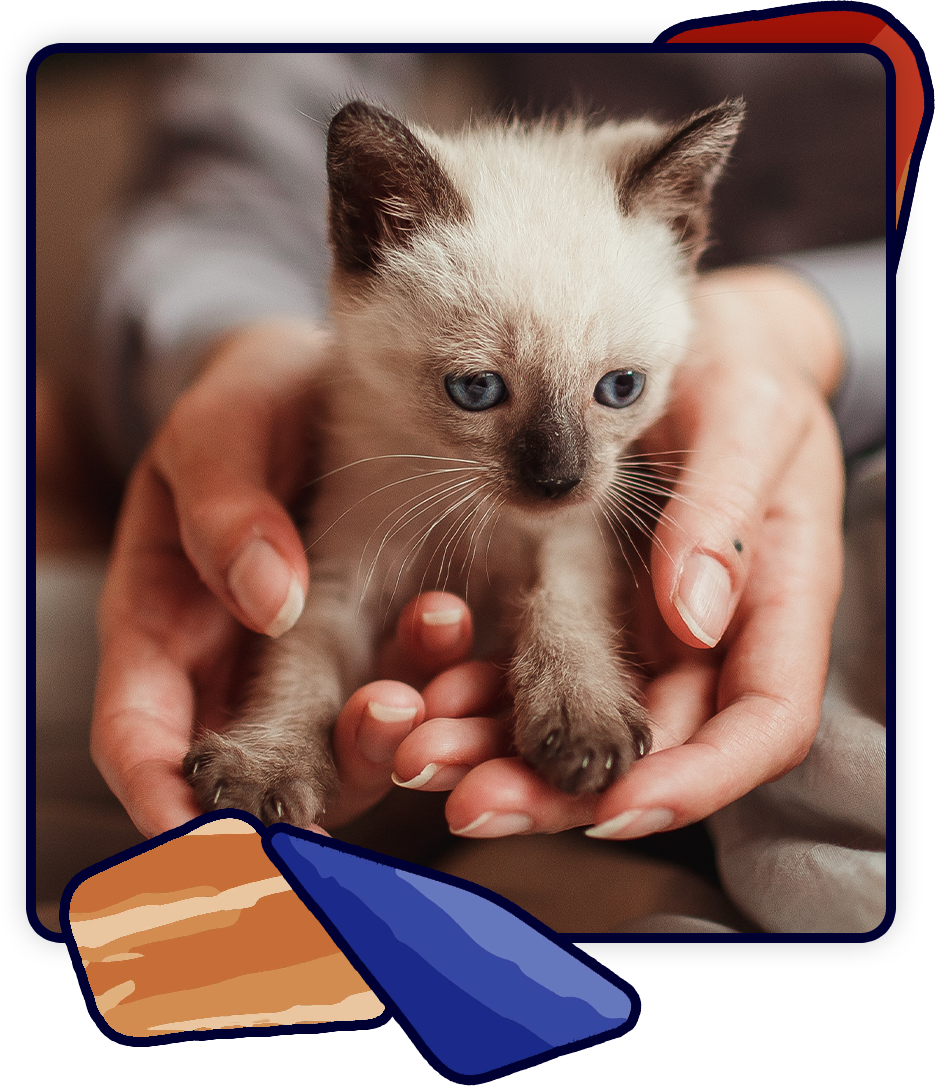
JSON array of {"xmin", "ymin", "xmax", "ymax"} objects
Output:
[
  {"xmin": 382, "ymin": 480, "xmax": 491, "ymax": 612},
  {"xmin": 596, "ymin": 494, "xmax": 644, "ymax": 579},
  {"xmin": 307, "ymin": 464, "xmax": 484, "ymax": 550},
  {"xmin": 415, "ymin": 483, "xmax": 491, "ymax": 597},
  {"xmin": 307, "ymin": 452, "xmax": 483, "ymax": 488},
  {"xmin": 359, "ymin": 475, "xmax": 478, "ymax": 580},
  {"xmin": 359, "ymin": 476, "xmax": 482, "ymax": 606}
]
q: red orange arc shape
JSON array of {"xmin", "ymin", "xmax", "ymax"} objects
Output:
[{"xmin": 658, "ymin": 3, "xmax": 932, "ymax": 245}]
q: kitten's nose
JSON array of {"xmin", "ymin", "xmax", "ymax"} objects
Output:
[
  {"xmin": 513, "ymin": 415, "xmax": 589, "ymax": 502},
  {"xmin": 535, "ymin": 476, "xmax": 581, "ymax": 499}
]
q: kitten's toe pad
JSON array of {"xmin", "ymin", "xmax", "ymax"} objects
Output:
[
  {"xmin": 183, "ymin": 731, "xmax": 331, "ymax": 827},
  {"xmin": 518, "ymin": 703, "xmax": 651, "ymax": 794}
]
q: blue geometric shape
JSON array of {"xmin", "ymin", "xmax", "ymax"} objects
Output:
[{"xmin": 265, "ymin": 826, "xmax": 640, "ymax": 1083}]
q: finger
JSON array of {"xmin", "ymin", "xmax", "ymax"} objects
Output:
[
  {"xmin": 93, "ymin": 462, "xmax": 243, "ymax": 837},
  {"xmin": 325, "ymin": 680, "xmax": 425, "ymax": 827},
  {"xmin": 445, "ymin": 758, "xmax": 598, "ymax": 837},
  {"xmin": 588, "ymin": 412, "xmax": 844, "ymax": 837},
  {"xmin": 152, "ymin": 393, "xmax": 310, "ymax": 639},
  {"xmin": 585, "ymin": 691, "xmax": 801, "ymax": 841},
  {"xmin": 642, "ymin": 656, "xmax": 718, "ymax": 750},
  {"xmin": 150, "ymin": 324, "xmax": 328, "ymax": 638},
  {"xmin": 392, "ymin": 715, "xmax": 511, "ymax": 791},
  {"xmin": 646, "ymin": 359, "xmax": 810, "ymax": 649},
  {"xmin": 91, "ymin": 630, "xmax": 203, "ymax": 838},
  {"xmin": 376, "ymin": 593, "xmax": 474, "ymax": 685},
  {"xmin": 421, "ymin": 659, "xmax": 505, "ymax": 719},
  {"xmin": 432, "ymin": 658, "xmax": 716, "ymax": 838}
]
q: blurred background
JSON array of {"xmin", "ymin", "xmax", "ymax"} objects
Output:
[
  {"xmin": 35, "ymin": 49, "xmax": 887, "ymax": 524},
  {"xmin": 34, "ymin": 50, "xmax": 886, "ymax": 933}
]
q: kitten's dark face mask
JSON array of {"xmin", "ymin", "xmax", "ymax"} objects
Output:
[{"xmin": 442, "ymin": 366, "xmax": 648, "ymax": 506}]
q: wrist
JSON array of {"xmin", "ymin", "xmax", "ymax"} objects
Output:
[{"xmin": 694, "ymin": 265, "xmax": 846, "ymax": 399}]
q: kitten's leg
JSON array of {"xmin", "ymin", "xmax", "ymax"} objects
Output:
[
  {"xmin": 510, "ymin": 519, "xmax": 651, "ymax": 793},
  {"xmin": 184, "ymin": 567, "xmax": 373, "ymax": 826}
]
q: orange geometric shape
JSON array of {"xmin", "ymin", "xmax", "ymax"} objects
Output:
[{"xmin": 64, "ymin": 816, "xmax": 385, "ymax": 1041}]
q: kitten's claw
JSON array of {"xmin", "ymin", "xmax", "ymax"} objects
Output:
[
  {"xmin": 632, "ymin": 722, "xmax": 652, "ymax": 760},
  {"xmin": 516, "ymin": 697, "xmax": 652, "ymax": 794},
  {"xmin": 183, "ymin": 731, "xmax": 332, "ymax": 827}
]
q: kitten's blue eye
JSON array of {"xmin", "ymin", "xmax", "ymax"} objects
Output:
[
  {"xmin": 445, "ymin": 372, "xmax": 508, "ymax": 411},
  {"xmin": 594, "ymin": 370, "xmax": 645, "ymax": 408}
]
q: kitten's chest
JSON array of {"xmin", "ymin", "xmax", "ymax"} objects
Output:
[{"xmin": 305, "ymin": 430, "xmax": 537, "ymax": 634}]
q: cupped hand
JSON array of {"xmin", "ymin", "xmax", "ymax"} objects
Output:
[
  {"xmin": 391, "ymin": 265, "xmax": 848, "ymax": 840},
  {"xmin": 90, "ymin": 319, "xmax": 474, "ymax": 838},
  {"xmin": 94, "ymin": 264, "xmax": 848, "ymax": 845}
]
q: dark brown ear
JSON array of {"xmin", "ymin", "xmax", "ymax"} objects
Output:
[
  {"xmin": 327, "ymin": 101, "xmax": 468, "ymax": 275},
  {"xmin": 617, "ymin": 98, "xmax": 745, "ymax": 260}
]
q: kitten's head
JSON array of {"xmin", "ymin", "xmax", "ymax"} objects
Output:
[{"xmin": 326, "ymin": 98, "xmax": 742, "ymax": 515}]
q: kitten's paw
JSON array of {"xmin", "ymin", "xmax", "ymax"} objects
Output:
[
  {"xmin": 516, "ymin": 697, "xmax": 651, "ymax": 794},
  {"xmin": 183, "ymin": 730, "xmax": 335, "ymax": 827}
]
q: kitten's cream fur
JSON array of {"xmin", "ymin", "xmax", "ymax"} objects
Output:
[{"xmin": 185, "ymin": 99, "xmax": 743, "ymax": 825}]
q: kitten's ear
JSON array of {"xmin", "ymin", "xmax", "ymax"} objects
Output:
[
  {"xmin": 327, "ymin": 100, "xmax": 468, "ymax": 275},
  {"xmin": 615, "ymin": 98, "xmax": 745, "ymax": 260}
]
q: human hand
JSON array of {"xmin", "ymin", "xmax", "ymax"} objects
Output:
[
  {"xmin": 90, "ymin": 320, "xmax": 474, "ymax": 838},
  {"xmin": 390, "ymin": 265, "xmax": 848, "ymax": 840}
]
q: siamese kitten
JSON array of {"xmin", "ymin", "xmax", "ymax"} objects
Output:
[{"xmin": 184, "ymin": 98, "xmax": 744, "ymax": 826}]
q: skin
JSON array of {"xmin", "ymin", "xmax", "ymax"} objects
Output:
[{"xmin": 91, "ymin": 264, "xmax": 845, "ymax": 842}]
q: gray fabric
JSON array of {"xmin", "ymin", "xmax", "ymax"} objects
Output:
[
  {"xmin": 619, "ymin": 915, "xmax": 736, "ymax": 934},
  {"xmin": 705, "ymin": 450, "xmax": 887, "ymax": 934},
  {"xmin": 611, "ymin": 453, "xmax": 887, "ymax": 935}
]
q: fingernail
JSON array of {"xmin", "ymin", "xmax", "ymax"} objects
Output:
[
  {"xmin": 452, "ymin": 812, "xmax": 534, "ymax": 838},
  {"xmin": 673, "ymin": 552, "xmax": 732, "ymax": 647},
  {"xmin": 392, "ymin": 763, "xmax": 440, "ymax": 789},
  {"xmin": 421, "ymin": 607, "xmax": 463, "ymax": 627},
  {"xmin": 584, "ymin": 807, "xmax": 674, "ymax": 840},
  {"xmin": 367, "ymin": 702, "xmax": 418, "ymax": 725},
  {"xmin": 358, "ymin": 703, "xmax": 418, "ymax": 764},
  {"xmin": 420, "ymin": 606, "xmax": 463, "ymax": 650},
  {"xmin": 228, "ymin": 539, "xmax": 304, "ymax": 637}
]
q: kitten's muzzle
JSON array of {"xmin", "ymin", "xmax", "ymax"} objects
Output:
[{"xmin": 513, "ymin": 416, "xmax": 590, "ymax": 504}]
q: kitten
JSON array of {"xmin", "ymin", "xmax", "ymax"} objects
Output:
[{"xmin": 184, "ymin": 97, "xmax": 744, "ymax": 826}]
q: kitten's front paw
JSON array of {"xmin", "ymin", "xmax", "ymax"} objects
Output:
[
  {"xmin": 514, "ymin": 688, "xmax": 651, "ymax": 794},
  {"xmin": 183, "ymin": 730, "xmax": 335, "ymax": 827}
]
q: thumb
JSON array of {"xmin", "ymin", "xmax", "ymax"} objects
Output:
[
  {"xmin": 150, "ymin": 323, "xmax": 325, "ymax": 636},
  {"xmin": 648, "ymin": 360, "xmax": 809, "ymax": 648}
]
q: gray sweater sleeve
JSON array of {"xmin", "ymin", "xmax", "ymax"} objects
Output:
[
  {"xmin": 93, "ymin": 51, "xmax": 418, "ymax": 471},
  {"xmin": 775, "ymin": 239, "xmax": 887, "ymax": 459}
]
